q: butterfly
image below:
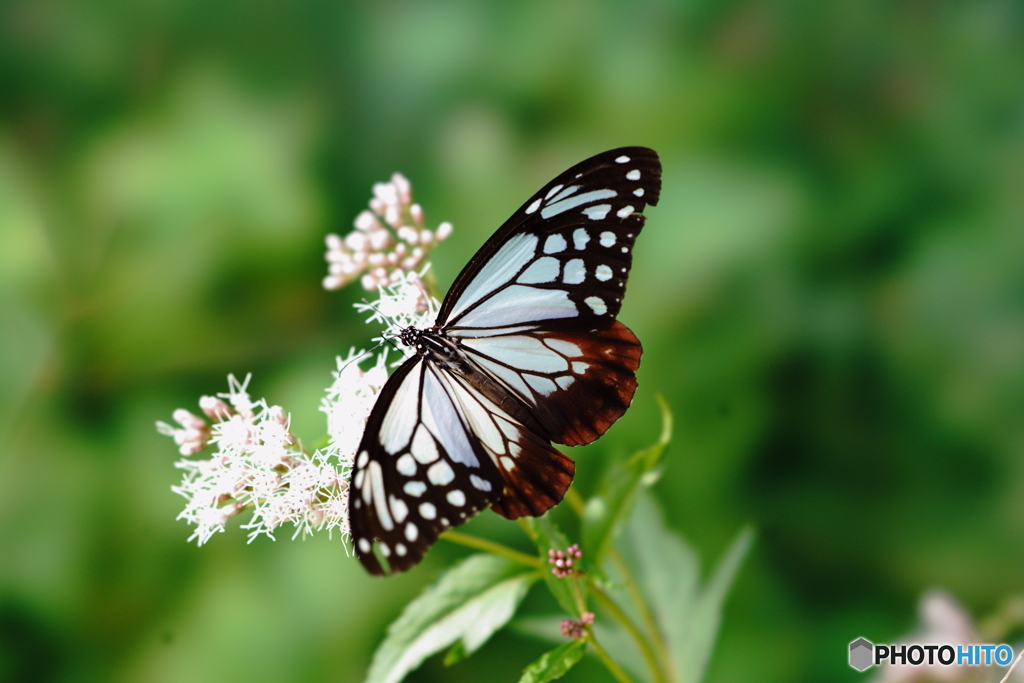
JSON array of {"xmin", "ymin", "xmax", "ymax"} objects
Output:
[{"xmin": 349, "ymin": 147, "xmax": 661, "ymax": 575}]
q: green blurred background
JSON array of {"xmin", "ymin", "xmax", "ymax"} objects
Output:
[{"xmin": 2, "ymin": 1, "xmax": 1023, "ymax": 681}]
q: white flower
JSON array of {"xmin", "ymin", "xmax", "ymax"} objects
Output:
[
  {"xmin": 321, "ymin": 349, "xmax": 390, "ymax": 459},
  {"xmin": 166, "ymin": 374, "xmax": 357, "ymax": 546}
]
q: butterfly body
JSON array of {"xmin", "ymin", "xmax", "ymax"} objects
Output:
[{"xmin": 350, "ymin": 147, "xmax": 661, "ymax": 574}]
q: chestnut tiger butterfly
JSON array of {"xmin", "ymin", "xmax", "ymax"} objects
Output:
[{"xmin": 349, "ymin": 147, "xmax": 661, "ymax": 574}]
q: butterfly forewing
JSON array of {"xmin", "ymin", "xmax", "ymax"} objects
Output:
[
  {"xmin": 439, "ymin": 147, "xmax": 661, "ymax": 332},
  {"xmin": 349, "ymin": 147, "xmax": 661, "ymax": 575}
]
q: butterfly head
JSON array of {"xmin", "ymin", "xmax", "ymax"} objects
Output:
[{"xmin": 399, "ymin": 326, "xmax": 423, "ymax": 349}]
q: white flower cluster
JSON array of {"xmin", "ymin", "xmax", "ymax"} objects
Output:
[
  {"xmin": 160, "ymin": 170, "xmax": 447, "ymax": 550},
  {"xmin": 164, "ymin": 375, "xmax": 353, "ymax": 545},
  {"xmin": 323, "ymin": 172, "xmax": 452, "ymax": 291}
]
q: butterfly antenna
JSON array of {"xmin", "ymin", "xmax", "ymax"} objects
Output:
[{"xmin": 360, "ymin": 298, "xmax": 404, "ymax": 335}]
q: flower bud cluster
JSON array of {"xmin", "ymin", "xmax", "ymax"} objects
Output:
[
  {"xmin": 323, "ymin": 172, "xmax": 453, "ymax": 291},
  {"xmin": 560, "ymin": 612, "xmax": 595, "ymax": 639},
  {"xmin": 548, "ymin": 543, "xmax": 583, "ymax": 578}
]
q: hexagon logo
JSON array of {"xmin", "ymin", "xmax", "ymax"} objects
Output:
[{"xmin": 849, "ymin": 638, "xmax": 874, "ymax": 671}]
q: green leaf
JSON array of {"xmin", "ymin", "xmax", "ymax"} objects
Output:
[
  {"xmin": 582, "ymin": 396, "xmax": 672, "ymax": 568},
  {"xmin": 520, "ymin": 515, "xmax": 583, "ymax": 617},
  {"xmin": 675, "ymin": 525, "xmax": 754, "ymax": 682},
  {"xmin": 518, "ymin": 640, "xmax": 588, "ymax": 683},
  {"xmin": 620, "ymin": 491, "xmax": 753, "ymax": 683},
  {"xmin": 366, "ymin": 554, "xmax": 537, "ymax": 683}
]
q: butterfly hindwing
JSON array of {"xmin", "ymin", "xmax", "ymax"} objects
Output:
[{"xmin": 456, "ymin": 320, "xmax": 643, "ymax": 447}]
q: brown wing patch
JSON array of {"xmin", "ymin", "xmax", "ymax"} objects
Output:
[
  {"xmin": 489, "ymin": 429, "xmax": 575, "ymax": 519},
  {"xmin": 533, "ymin": 320, "xmax": 642, "ymax": 446}
]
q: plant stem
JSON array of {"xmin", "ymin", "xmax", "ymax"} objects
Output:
[
  {"xmin": 588, "ymin": 633, "xmax": 638, "ymax": 683},
  {"xmin": 565, "ymin": 487, "xmax": 587, "ymax": 516},
  {"xmin": 609, "ymin": 549, "xmax": 676, "ymax": 683},
  {"xmin": 566, "ymin": 480, "xmax": 673, "ymax": 683},
  {"xmin": 588, "ymin": 579, "xmax": 667, "ymax": 683},
  {"xmin": 439, "ymin": 530, "xmax": 542, "ymax": 568}
]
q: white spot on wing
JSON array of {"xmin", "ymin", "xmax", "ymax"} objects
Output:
[
  {"xmin": 390, "ymin": 495, "xmax": 409, "ymax": 523},
  {"xmin": 427, "ymin": 460, "xmax": 455, "ymax": 486},
  {"xmin": 354, "ymin": 469, "xmax": 365, "ymax": 489},
  {"xmin": 381, "ymin": 363, "xmax": 422, "ymax": 454},
  {"xmin": 585, "ymin": 297, "xmax": 607, "ymax": 315},
  {"xmin": 395, "ymin": 543, "xmax": 406, "ymax": 556},
  {"xmin": 447, "ymin": 490, "xmax": 467, "ymax": 506},
  {"xmin": 582, "ymin": 204, "xmax": 611, "ymax": 221},
  {"xmin": 500, "ymin": 456, "xmax": 516, "ymax": 470},
  {"xmin": 405, "ymin": 522, "xmax": 418, "ymax": 542},
  {"xmin": 616, "ymin": 205, "xmax": 634, "ymax": 218},
  {"xmin": 541, "ymin": 189, "xmax": 617, "ymax": 219},
  {"xmin": 556, "ymin": 375, "xmax": 575, "ymax": 389},
  {"xmin": 563, "ymin": 258, "xmax": 585, "ymax": 284},
  {"xmin": 543, "ymin": 234, "xmax": 567, "ymax": 253},
  {"xmin": 358, "ymin": 538, "xmax": 371, "ymax": 553},
  {"xmin": 548, "ymin": 185, "xmax": 580, "ymax": 203},
  {"xmin": 545, "ymin": 184, "xmax": 564, "ymax": 200},
  {"xmin": 419, "ymin": 502, "xmax": 437, "ymax": 519},
  {"xmin": 543, "ymin": 338, "xmax": 583, "ymax": 357},
  {"xmin": 368, "ymin": 461, "xmax": 392, "ymax": 530},
  {"xmin": 470, "ymin": 474, "xmax": 492, "ymax": 491},
  {"xmin": 357, "ymin": 451, "xmax": 368, "ymax": 468},
  {"xmin": 615, "ymin": 155, "xmax": 630, "ymax": 163},
  {"xmin": 526, "ymin": 198, "xmax": 541, "ymax": 214},
  {"xmin": 572, "ymin": 228, "xmax": 590, "ymax": 250},
  {"xmin": 626, "ymin": 169, "xmax": 641, "ymax": 180},
  {"xmin": 403, "ymin": 481, "xmax": 427, "ymax": 497},
  {"xmin": 411, "ymin": 425, "xmax": 439, "ymax": 464},
  {"xmin": 379, "ymin": 542, "xmax": 390, "ymax": 557},
  {"xmin": 572, "ymin": 361, "xmax": 590, "ymax": 374},
  {"xmin": 495, "ymin": 416, "xmax": 520, "ymax": 441},
  {"xmin": 525, "ymin": 374, "xmax": 558, "ymax": 395},
  {"xmin": 633, "ymin": 188, "xmax": 644, "ymax": 197},
  {"xmin": 595, "ymin": 264, "xmax": 613, "ymax": 281},
  {"xmin": 517, "ymin": 256, "xmax": 560, "ymax": 284},
  {"xmin": 599, "ymin": 231, "xmax": 616, "ymax": 247},
  {"xmin": 396, "ymin": 454, "xmax": 416, "ymax": 476}
]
